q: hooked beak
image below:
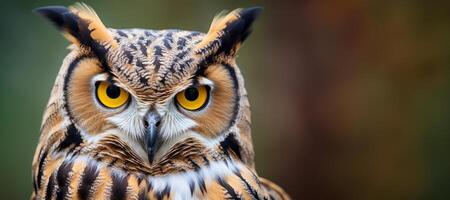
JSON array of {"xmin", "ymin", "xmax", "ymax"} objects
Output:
[{"xmin": 144, "ymin": 111, "xmax": 161, "ymax": 163}]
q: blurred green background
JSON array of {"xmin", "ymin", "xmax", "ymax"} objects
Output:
[{"xmin": 1, "ymin": 0, "xmax": 450, "ymax": 199}]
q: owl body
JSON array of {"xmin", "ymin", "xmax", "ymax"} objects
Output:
[{"xmin": 32, "ymin": 4, "xmax": 289, "ymax": 200}]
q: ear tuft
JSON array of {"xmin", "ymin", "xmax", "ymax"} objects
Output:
[
  {"xmin": 33, "ymin": 6, "xmax": 68, "ymax": 28},
  {"xmin": 218, "ymin": 7, "xmax": 262, "ymax": 56},
  {"xmin": 34, "ymin": 6, "xmax": 80, "ymax": 44},
  {"xmin": 68, "ymin": 3, "xmax": 116, "ymax": 47},
  {"xmin": 238, "ymin": 7, "xmax": 263, "ymax": 41},
  {"xmin": 196, "ymin": 7, "xmax": 262, "ymax": 58},
  {"xmin": 34, "ymin": 3, "xmax": 117, "ymax": 49}
]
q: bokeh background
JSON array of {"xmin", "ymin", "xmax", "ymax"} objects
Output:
[{"xmin": 1, "ymin": 0, "xmax": 450, "ymax": 199}]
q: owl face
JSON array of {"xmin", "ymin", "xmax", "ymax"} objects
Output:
[{"xmin": 36, "ymin": 4, "xmax": 259, "ymax": 163}]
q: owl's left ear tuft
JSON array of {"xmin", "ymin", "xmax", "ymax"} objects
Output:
[{"xmin": 196, "ymin": 7, "xmax": 262, "ymax": 58}]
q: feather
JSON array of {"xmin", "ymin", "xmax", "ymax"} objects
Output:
[
  {"xmin": 34, "ymin": 3, "xmax": 118, "ymax": 49},
  {"xmin": 195, "ymin": 7, "xmax": 262, "ymax": 58},
  {"xmin": 68, "ymin": 3, "xmax": 118, "ymax": 48}
]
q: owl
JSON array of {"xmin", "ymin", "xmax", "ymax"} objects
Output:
[{"xmin": 31, "ymin": 3, "xmax": 289, "ymax": 200}]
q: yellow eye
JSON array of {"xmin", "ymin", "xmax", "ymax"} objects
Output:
[
  {"xmin": 176, "ymin": 86, "xmax": 209, "ymax": 111},
  {"xmin": 96, "ymin": 81, "xmax": 130, "ymax": 108}
]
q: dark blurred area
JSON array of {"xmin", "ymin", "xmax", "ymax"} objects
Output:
[{"xmin": 1, "ymin": 0, "xmax": 450, "ymax": 199}]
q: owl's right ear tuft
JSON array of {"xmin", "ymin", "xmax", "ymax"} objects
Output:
[
  {"xmin": 33, "ymin": 6, "xmax": 67, "ymax": 29},
  {"xmin": 34, "ymin": 6, "xmax": 80, "ymax": 44},
  {"xmin": 34, "ymin": 4, "xmax": 118, "ymax": 49}
]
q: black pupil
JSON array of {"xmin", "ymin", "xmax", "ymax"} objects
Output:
[
  {"xmin": 184, "ymin": 87, "xmax": 199, "ymax": 101},
  {"xmin": 106, "ymin": 85, "xmax": 121, "ymax": 99}
]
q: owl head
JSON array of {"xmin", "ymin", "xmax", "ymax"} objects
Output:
[{"xmin": 36, "ymin": 4, "xmax": 260, "ymax": 167}]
